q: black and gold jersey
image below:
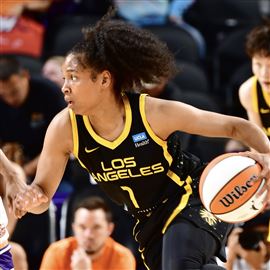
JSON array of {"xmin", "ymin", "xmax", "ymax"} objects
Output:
[
  {"xmin": 251, "ymin": 76, "xmax": 270, "ymax": 138},
  {"xmin": 69, "ymin": 92, "xmax": 231, "ymax": 257},
  {"xmin": 69, "ymin": 93, "xmax": 195, "ymax": 227}
]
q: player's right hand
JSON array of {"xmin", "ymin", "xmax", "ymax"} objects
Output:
[{"xmin": 14, "ymin": 184, "xmax": 48, "ymax": 218}]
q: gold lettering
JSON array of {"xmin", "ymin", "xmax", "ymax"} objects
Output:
[
  {"xmin": 127, "ymin": 169, "xmax": 141, "ymax": 178},
  {"xmin": 117, "ymin": 169, "xmax": 129, "ymax": 179},
  {"xmin": 152, "ymin": 163, "xmax": 165, "ymax": 173},
  {"xmin": 92, "ymin": 172, "xmax": 108, "ymax": 182},
  {"xmin": 91, "ymin": 173, "xmax": 101, "ymax": 182},
  {"xmin": 140, "ymin": 166, "xmax": 153, "ymax": 176},
  {"xmin": 101, "ymin": 162, "xmax": 112, "ymax": 171},
  {"xmin": 111, "ymin": 159, "xmax": 125, "ymax": 169},
  {"xmin": 93, "ymin": 158, "xmax": 165, "ymax": 182},
  {"xmin": 124, "ymin": 157, "xmax": 136, "ymax": 167},
  {"xmin": 106, "ymin": 171, "xmax": 119, "ymax": 181}
]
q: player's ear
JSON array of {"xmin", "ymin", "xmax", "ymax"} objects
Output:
[{"xmin": 101, "ymin": 70, "xmax": 111, "ymax": 87}]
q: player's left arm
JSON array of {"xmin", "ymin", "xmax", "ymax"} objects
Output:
[
  {"xmin": 146, "ymin": 96, "xmax": 270, "ymax": 178},
  {"xmin": 146, "ymin": 96, "xmax": 270, "ymax": 151}
]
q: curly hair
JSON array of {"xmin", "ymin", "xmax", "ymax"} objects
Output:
[
  {"xmin": 246, "ymin": 20, "xmax": 270, "ymax": 58},
  {"xmin": 70, "ymin": 8, "xmax": 177, "ymax": 96}
]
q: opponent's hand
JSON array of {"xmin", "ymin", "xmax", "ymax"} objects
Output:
[
  {"xmin": 4, "ymin": 162, "xmax": 28, "ymax": 216},
  {"xmin": 14, "ymin": 184, "xmax": 48, "ymax": 218}
]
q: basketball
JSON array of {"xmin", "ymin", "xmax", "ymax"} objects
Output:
[{"xmin": 199, "ymin": 153, "xmax": 267, "ymax": 223}]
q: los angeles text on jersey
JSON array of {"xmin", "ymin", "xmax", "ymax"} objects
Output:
[{"xmin": 91, "ymin": 156, "xmax": 165, "ymax": 182}]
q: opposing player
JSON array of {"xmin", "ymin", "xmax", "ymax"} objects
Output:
[
  {"xmin": 0, "ymin": 149, "xmax": 27, "ymax": 270},
  {"xmin": 0, "ymin": 197, "xmax": 13, "ymax": 270},
  {"xmin": 7, "ymin": 9, "xmax": 270, "ymax": 270}
]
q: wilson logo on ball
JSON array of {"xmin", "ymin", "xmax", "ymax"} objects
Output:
[
  {"xmin": 199, "ymin": 153, "xmax": 267, "ymax": 223},
  {"xmin": 210, "ymin": 167, "xmax": 260, "ymax": 214}
]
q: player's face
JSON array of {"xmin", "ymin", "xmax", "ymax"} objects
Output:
[
  {"xmin": 252, "ymin": 55, "xmax": 270, "ymax": 93},
  {"xmin": 0, "ymin": 74, "xmax": 29, "ymax": 107},
  {"xmin": 72, "ymin": 208, "xmax": 113, "ymax": 255},
  {"xmin": 62, "ymin": 53, "xmax": 107, "ymax": 115}
]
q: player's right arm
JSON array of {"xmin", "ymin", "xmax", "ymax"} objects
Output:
[{"xmin": 12, "ymin": 108, "xmax": 73, "ymax": 217}]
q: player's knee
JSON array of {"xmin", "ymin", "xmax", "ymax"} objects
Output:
[{"xmin": 10, "ymin": 241, "xmax": 28, "ymax": 270}]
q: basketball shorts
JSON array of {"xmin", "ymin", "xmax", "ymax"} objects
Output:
[{"xmin": 0, "ymin": 244, "xmax": 14, "ymax": 270}]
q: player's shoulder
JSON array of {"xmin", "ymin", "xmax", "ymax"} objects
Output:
[
  {"xmin": 240, "ymin": 76, "xmax": 254, "ymax": 91},
  {"xmin": 239, "ymin": 76, "xmax": 255, "ymax": 99},
  {"xmin": 49, "ymin": 107, "xmax": 70, "ymax": 128}
]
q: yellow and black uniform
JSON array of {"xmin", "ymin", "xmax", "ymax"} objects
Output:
[
  {"xmin": 69, "ymin": 92, "xmax": 231, "ymax": 270},
  {"xmin": 251, "ymin": 76, "xmax": 270, "ymax": 139}
]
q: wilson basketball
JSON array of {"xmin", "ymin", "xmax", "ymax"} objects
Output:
[{"xmin": 199, "ymin": 153, "xmax": 267, "ymax": 223}]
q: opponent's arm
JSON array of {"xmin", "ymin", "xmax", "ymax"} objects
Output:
[{"xmin": 0, "ymin": 150, "xmax": 21, "ymax": 180}]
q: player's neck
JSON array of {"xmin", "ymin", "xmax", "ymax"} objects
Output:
[{"xmin": 87, "ymin": 97, "xmax": 126, "ymax": 141}]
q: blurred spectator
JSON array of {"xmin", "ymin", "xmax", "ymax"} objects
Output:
[
  {"xmin": 219, "ymin": 212, "xmax": 270, "ymax": 270},
  {"xmin": 46, "ymin": 0, "xmax": 111, "ymax": 19},
  {"xmin": 0, "ymin": 55, "xmax": 66, "ymax": 181},
  {"xmin": 42, "ymin": 56, "xmax": 65, "ymax": 88},
  {"xmin": 183, "ymin": 0, "xmax": 262, "ymax": 53},
  {"xmin": 142, "ymin": 78, "xmax": 182, "ymax": 101},
  {"xmin": 0, "ymin": 1, "xmax": 51, "ymax": 17},
  {"xmin": 71, "ymin": 0, "xmax": 111, "ymax": 16},
  {"xmin": 114, "ymin": 0, "xmax": 168, "ymax": 26},
  {"xmin": 113, "ymin": 0, "xmax": 205, "ymax": 58},
  {"xmin": 40, "ymin": 196, "xmax": 136, "ymax": 270},
  {"xmin": 0, "ymin": 0, "xmax": 52, "ymax": 57},
  {"xmin": 169, "ymin": 0, "xmax": 205, "ymax": 58}
]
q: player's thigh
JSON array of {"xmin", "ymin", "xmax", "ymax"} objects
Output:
[{"xmin": 162, "ymin": 219, "xmax": 219, "ymax": 270}]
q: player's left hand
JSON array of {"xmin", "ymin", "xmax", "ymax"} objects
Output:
[{"xmin": 240, "ymin": 151, "xmax": 270, "ymax": 202}]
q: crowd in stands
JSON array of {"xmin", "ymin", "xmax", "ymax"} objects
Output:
[{"xmin": 2, "ymin": 1, "xmax": 270, "ymax": 269}]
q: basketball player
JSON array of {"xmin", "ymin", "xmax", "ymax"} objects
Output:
[
  {"xmin": 0, "ymin": 149, "xmax": 27, "ymax": 270},
  {"xmin": 0, "ymin": 198, "xmax": 13, "ymax": 270},
  {"xmin": 8, "ymin": 8, "xmax": 270, "ymax": 270},
  {"xmin": 239, "ymin": 21, "xmax": 270, "ymax": 140}
]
